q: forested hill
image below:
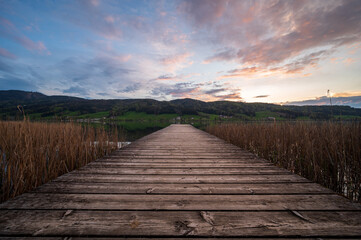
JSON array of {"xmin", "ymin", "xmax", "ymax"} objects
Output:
[{"xmin": 1, "ymin": 90, "xmax": 361, "ymax": 120}]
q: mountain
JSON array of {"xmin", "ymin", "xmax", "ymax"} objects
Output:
[
  {"xmin": 0, "ymin": 90, "xmax": 47, "ymax": 102},
  {"xmin": 1, "ymin": 90, "xmax": 361, "ymax": 120}
]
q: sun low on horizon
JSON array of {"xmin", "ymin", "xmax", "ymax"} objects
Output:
[{"xmin": 1, "ymin": 0, "xmax": 361, "ymax": 107}]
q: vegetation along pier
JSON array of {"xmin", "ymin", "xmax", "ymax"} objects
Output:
[{"xmin": 0, "ymin": 124, "xmax": 361, "ymax": 238}]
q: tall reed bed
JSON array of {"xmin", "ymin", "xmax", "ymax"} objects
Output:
[
  {"xmin": 0, "ymin": 121, "xmax": 120, "ymax": 203},
  {"xmin": 206, "ymin": 121, "xmax": 361, "ymax": 202}
]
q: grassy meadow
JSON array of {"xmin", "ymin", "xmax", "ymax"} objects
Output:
[
  {"xmin": 206, "ymin": 121, "xmax": 361, "ymax": 202},
  {"xmin": 0, "ymin": 120, "xmax": 121, "ymax": 203}
]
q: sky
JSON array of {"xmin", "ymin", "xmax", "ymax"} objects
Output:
[{"xmin": 0, "ymin": 0, "xmax": 361, "ymax": 107}]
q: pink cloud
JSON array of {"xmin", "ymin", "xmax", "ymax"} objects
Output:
[
  {"xmin": 113, "ymin": 54, "xmax": 132, "ymax": 63},
  {"xmin": 60, "ymin": 1, "xmax": 122, "ymax": 39},
  {"xmin": 0, "ymin": 47, "xmax": 16, "ymax": 59},
  {"xmin": 160, "ymin": 52, "xmax": 192, "ymax": 72},
  {"xmin": 219, "ymin": 50, "xmax": 329, "ymax": 79},
  {"xmin": 161, "ymin": 52, "xmax": 191, "ymax": 65},
  {"xmin": 181, "ymin": 0, "xmax": 361, "ymax": 75},
  {"xmin": 178, "ymin": 0, "xmax": 227, "ymax": 27},
  {"xmin": 105, "ymin": 15, "xmax": 115, "ymax": 23},
  {"xmin": 90, "ymin": 0, "xmax": 100, "ymax": 7},
  {"xmin": 0, "ymin": 17, "xmax": 50, "ymax": 54}
]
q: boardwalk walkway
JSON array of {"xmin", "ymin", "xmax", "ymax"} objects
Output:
[{"xmin": 1, "ymin": 124, "xmax": 361, "ymax": 238}]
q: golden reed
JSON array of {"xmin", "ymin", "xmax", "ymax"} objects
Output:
[
  {"xmin": 0, "ymin": 120, "xmax": 120, "ymax": 202},
  {"xmin": 207, "ymin": 121, "xmax": 361, "ymax": 202}
]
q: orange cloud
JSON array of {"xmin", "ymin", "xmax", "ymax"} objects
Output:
[
  {"xmin": 219, "ymin": 50, "xmax": 327, "ymax": 79},
  {"xmin": 343, "ymin": 58, "xmax": 356, "ymax": 65},
  {"xmin": 332, "ymin": 91, "xmax": 361, "ymax": 98}
]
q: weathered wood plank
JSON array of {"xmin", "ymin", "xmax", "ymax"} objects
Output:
[
  {"xmin": 1, "ymin": 210, "xmax": 361, "ymax": 237},
  {"xmin": 99, "ymin": 159, "xmax": 268, "ymax": 164},
  {"xmin": 76, "ymin": 167, "xmax": 291, "ymax": 175},
  {"xmin": 1, "ymin": 193, "xmax": 358, "ymax": 210},
  {"xmin": 34, "ymin": 182, "xmax": 334, "ymax": 195},
  {"xmin": 87, "ymin": 162, "xmax": 273, "ymax": 167},
  {"xmin": 0, "ymin": 238, "xmax": 346, "ymax": 240},
  {"xmin": 103, "ymin": 156, "xmax": 265, "ymax": 160},
  {"xmin": 117, "ymin": 153, "xmax": 256, "ymax": 157},
  {"xmin": 0, "ymin": 238, "xmax": 340, "ymax": 240},
  {"xmin": 54, "ymin": 173, "xmax": 310, "ymax": 183}
]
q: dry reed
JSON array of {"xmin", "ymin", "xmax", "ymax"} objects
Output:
[
  {"xmin": 206, "ymin": 121, "xmax": 361, "ymax": 202},
  {"xmin": 0, "ymin": 120, "xmax": 120, "ymax": 203}
]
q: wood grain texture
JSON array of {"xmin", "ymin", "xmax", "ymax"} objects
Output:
[
  {"xmin": 35, "ymin": 182, "xmax": 334, "ymax": 194},
  {"xmin": 1, "ymin": 210, "xmax": 361, "ymax": 237},
  {"xmin": 53, "ymin": 173, "xmax": 311, "ymax": 183},
  {"xmin": 0, "ymin": 124, "xmax": 360, "ymax": 238},
  {"xmin": 3, "ymin": 193, "xmax": 358, "ymax": 210}
]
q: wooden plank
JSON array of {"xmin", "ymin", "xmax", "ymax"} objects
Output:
[
  {"xmin": 1, "ymin": 193, "xmax": 358, "ymax": 210},
  {"xmin": 100, "ymin": 157, "xmax": 268, "ymax": 163},
  {"xmin": 0, "ymin": 238, "xmax": 339, "ymax": 240},
  {"xmin": 76, "ymin": 167, "xmax": 291, "ymax": 175},
  {"xmin": 1, "ymin": 210, "xmax": 361, "ymax": 237},
  {"xmin": 87, "ymin": 162, "xmax": 273, "ymax": 167},
  {"xmin": 1, "ymin": 236, "xmax": 348, "ymax": 240},
  {"xmin": 117, "ymin": 153, "xmax": 255, "ymax": 157},
  {"xmin": 104, "ymin": 156, "xmax": 264, "ymax": 159},
  {"xmin": 110, "ymin": 150, "xmax": 255, "ymax": 154},
  {"xmin": 54, "ymin": 173, "xmax": 311, "ymax": 183},
  {"xmin": 34, "ymin": 182, "xmax": 334, "ymax": 195}
]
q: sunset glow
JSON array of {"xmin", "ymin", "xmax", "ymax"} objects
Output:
[{"xmin": 1, "ymin": 0, "xmax": 361, "ymax": 106}]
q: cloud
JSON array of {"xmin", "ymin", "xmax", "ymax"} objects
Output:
[
  {"xmin": 285, "ymin": 95, "xmax": 361, "ymax": 108},
  {"xmin": 58, "ymin": 1, "xmax": 122, "ymax": 39},
  {"xmin": 219, "ymin": 50, "xmax": 330, "ymax": 78},
  {"xmin": 160, "ymin": 52, "xmax": 192, "ymax": 72},
  {"xmin": 201, "ymin": 84, "xmax": 243, "ymax": 101},
  {"xmin": 155, "ymin": 74, "xmax": 176, "ymax": 81},
  {"xmin": 203, "ymin": 48, "xmax": 237, "ymax": 64},
  {"xmin": 0, "ymin": 59, "xmax": 13, "ymax": 73},
  {"xmin": 332, "ymin": 91, "xmax": 361, "ymax": 98},
  {"xmin": 117, "ymin": 83, "xmax": 141, "ymax": 93},
  {"xmin": 54, "ymin": 55, "xmax": 138, "ymax": 98},
  {"xmin": 343, "ymin": 57, "xmax": 356, "ymax": 65},
  {"xmin": 181, "ymin": 0, "xmax": 361, "ymax": 75},
  {"xmin": 178, "ymin": 0, "xmax": 227, "ymax": 27},
  {"xmin": 0, "ymin": 75, "xmax": 37, "ymax": 91},
  {"xmin": 63, "ymin": 86, "xmax": 89, "ymax": 96},
  {"xmin": 150, "ymin": 81, "xmax": 242, "ymax": 101},
  {"xmin": 0, "ymin": 47, "xmax": 16, "ymax": 59},
  {"xmin": 205, "ymin": 90, "xmax": 243, "ymax": 101},
  {"xmin": 0, "ymin": 17, "xmax": 50, "ymax": 54},
  {"xmin": 58, "ymin": 56, "xmax": 132, "ymax": 83},
  {"xmin": 204, "ymin": 88, "xmax": 227, "ymax": 95},
  {"xmin": 151, "ymin": 82, "xmax": 201, "ymax": 98},
  {"xmin": 254, "ymin": 95, "xmax": 269, "ymax": 98},
  {"xmin": 215, "ymin": 92, "xmax": 243, "ymax": 101},
  {"xmin": 160, "ymin": 52, "xmax": 190, "ymax": 65},
  {"xmin": 113, "ymin": 54, "xmax": 132, "ymax": 63}
]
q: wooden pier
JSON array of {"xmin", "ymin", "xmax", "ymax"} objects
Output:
[{"xmin": 1, "ymin": 124, "xmax": 361, "ymax": 239}]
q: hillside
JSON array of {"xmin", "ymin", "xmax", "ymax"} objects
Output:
[{"xmin": 1, "ymin": 90, "xmax": 361, "ymax": 121}]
